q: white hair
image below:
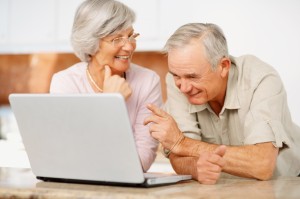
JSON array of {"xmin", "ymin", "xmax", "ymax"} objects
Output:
[
  {"xmin": 71, "ymin": 0, "xmax": 135, "ymax": 62},
  {"xmin": 163, "ymin": 23, "xmax": 229, "ymax": 70}
]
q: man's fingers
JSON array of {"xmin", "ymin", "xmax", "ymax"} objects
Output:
[
  {"xmin": 147, "ymin": 104, "xmax": 169, "ymax": 118},
  {"xmin": 214, "ymin": 145, "xmax": 226, "ymax": 157},
  {"xmin": 207, "ymin": 145, "xmax": 226, "ymax": 167},
  {"xmin": 197, "ymin": 147, "xmax": 226, "ymax": 185},
  {"xmin": 143, "ymin": 115, "xmax": 161, "ymax": 125},
  {"xmin": 104, "ymin": 65, "xmax": 111, "ymax": 80},
  {"xmin": 148, "ymin": 123, "xmax": 165, "ymax": 134}
]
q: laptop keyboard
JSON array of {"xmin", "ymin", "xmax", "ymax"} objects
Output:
[{"xmin": 144, "ymin": 173, "xmax": 176, "ymax": 179}]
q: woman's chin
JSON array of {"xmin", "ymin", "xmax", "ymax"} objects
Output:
[{"xmin": 111, "ymin": 65, "xmax": 129, "ymax": 75}]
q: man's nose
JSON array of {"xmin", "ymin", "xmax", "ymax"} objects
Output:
[{"xmin": 178, "ymin": 79, "xmax": 191, "ymax": 93}]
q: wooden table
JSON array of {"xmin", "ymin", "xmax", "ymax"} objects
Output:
[{"xmin": 0, "ymin": 167, "xmax": 299, "ymax": 199}]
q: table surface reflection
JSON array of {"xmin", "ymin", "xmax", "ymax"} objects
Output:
[{"xmin": 0, "ymin": 167, "xmax": 299, "ymax": 199}]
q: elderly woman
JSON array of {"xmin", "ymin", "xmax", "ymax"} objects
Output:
[{"xmin": 50, "ymin": 0, "xmax": 163, "ymax": 171}]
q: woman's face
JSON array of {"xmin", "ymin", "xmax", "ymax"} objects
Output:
[{"xmin": 93, "ymin": 27, "xmax": 138, "ymax": 76}]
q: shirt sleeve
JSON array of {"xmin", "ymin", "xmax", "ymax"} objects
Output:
[
  {"xmin": 164, "ymin": 73, "xmax": 201, "ymax": 140},
  {"xmin": 50, "ymin": 73, "xmax": 78, "ymax": 93},
  {"xmin": 133, "ymin": 72, "xmax": 163, "ymax": 172},
  {"xmin": 243, "ymin": 72, "xmax": 292, "ymax": 148}
]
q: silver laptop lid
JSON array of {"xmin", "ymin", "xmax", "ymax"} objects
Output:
[{"xmin": 9, "ymin": 93, "xmax": 145, "ymax": 184}]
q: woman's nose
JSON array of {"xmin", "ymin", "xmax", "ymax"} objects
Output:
[{"xmin": 122, "ymin": 40, "xmax": 135, "ymax": 51}]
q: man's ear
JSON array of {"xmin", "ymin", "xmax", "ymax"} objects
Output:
[{"xmin": 219, "ymin": 57, "xmax": 231, "ymax": 78}]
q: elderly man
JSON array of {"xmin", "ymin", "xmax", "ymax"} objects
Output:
[{"xmin": 144, "ymin": 23, "xmax": 300, "ymax": 184}]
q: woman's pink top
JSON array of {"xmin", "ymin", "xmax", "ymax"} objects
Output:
[{"xmin": 50, "ymin": 62, "xmax": 163, "ymax": 171}]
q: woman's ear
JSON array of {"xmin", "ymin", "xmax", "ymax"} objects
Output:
[{"xmin": 219, "ymin": 57, "xmax": 231, "ymax": 78}]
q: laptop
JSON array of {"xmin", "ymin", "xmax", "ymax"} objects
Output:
[{"xmin": 9, "ymin": 93, "xmax": 192, "ymax": 187}]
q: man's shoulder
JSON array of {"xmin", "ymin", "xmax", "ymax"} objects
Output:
[
  {"xmin": 231, "ymin": 54, "xmax": 275, "ymax": 72},
  {"xmin": 231, "ymin": 54, "xmax": 280, "ymax": 81},
  {"xmin": 230, "ymin": 54, "xmax": 283, "ymax": 94}
]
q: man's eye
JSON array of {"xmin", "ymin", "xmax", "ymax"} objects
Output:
[
  {"xmin": 173, "ymin": 76, "xmax": 180, "ymax": 81},
  {"xmin": 187, "ymin": 74, "xmax": 196, "ymax": 79},
  {"xmin": 113, "ymin": 38, "xmax": 121, "ymax": 42}
]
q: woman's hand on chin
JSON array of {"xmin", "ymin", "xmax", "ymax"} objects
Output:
[{"xmin": 103, "ymin": 65, "xmax": 132, "ymax": 100}]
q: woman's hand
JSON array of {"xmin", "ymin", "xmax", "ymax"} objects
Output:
[{"xmin": 103, "ymin": 65, "xmax": 132, "ymax": 100}]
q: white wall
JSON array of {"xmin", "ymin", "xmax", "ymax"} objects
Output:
[
  {"xmin": 1, "ymin": 0, "xmax": 300, "ymax": 124},
  {"xmin": 169, "ymin": 0, "xmax": 300, "ymax": 124},
  {"xmin": 182, "ymin": 0, "xmax": 300, "ymax": 125},
  {"xmin": 0, "ymin": 0, "xmax": 83, "ymax": 52},
  {"xmin": 128, "ymin": 0, "xmax": 300, "ymax": 125}
]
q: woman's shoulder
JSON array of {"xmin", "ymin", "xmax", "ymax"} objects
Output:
[
  {"xmin": 126, "ymin": 64, "xmax": 163, "ymax": 108},
  {"xmin": 128, "ymin": 63, "xmax": 160, "ymax": 81},
  {"xmin": 51, "ymin": 62, "xmax": 87, "ymax": 89},
  {"xmin": 53, "ymin": 62, "xmax": 87, "ymax": 78}
]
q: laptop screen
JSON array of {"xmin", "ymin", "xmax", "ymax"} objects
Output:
[{"xmin": 9, "ymin": 93, "xmax": 145, "ymax": 183}]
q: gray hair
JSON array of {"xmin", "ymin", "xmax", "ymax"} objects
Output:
[
  {"xmin": 163, "ymin": 23, "xmax": 229, "ymax": 70},
  {"xmin": 71, "ymin": 0, "xmax": 136, "ymax": 62}
]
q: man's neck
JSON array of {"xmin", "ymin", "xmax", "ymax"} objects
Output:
[
  {"xmin": 208, "ymin": 79, "xmax": 228, "ymax": 116},
  {"xmin": 208, "ymin": 101, "xmax": 223, "ymax": 116}
]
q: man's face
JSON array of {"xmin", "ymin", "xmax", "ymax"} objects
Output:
[{"xmin": 168, "ymin": 41, "xmax": 225, "ymax": 105}]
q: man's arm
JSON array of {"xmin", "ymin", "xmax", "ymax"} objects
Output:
[
  {"xmin": 170, "ymin": 145, "xmax": 227, "ymax": 185},
  {"xmin": 144, "ymin": 104, "xmax": 279, "ymax": 181},
  {"xmin": 221, "ymin": 142, "xmax": 278, "ymax": 180},
  {"xmin": 168, "ymin": 154, "xmax": 198, "ymax": 178},
  {"xmin": 172, "ymin": 137, "xmax": 279, "ymax": 180}
]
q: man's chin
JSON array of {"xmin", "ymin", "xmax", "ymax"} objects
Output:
[{"xmin": 188, "ymin": 97, "xmax": 205, "ymax": 105}]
